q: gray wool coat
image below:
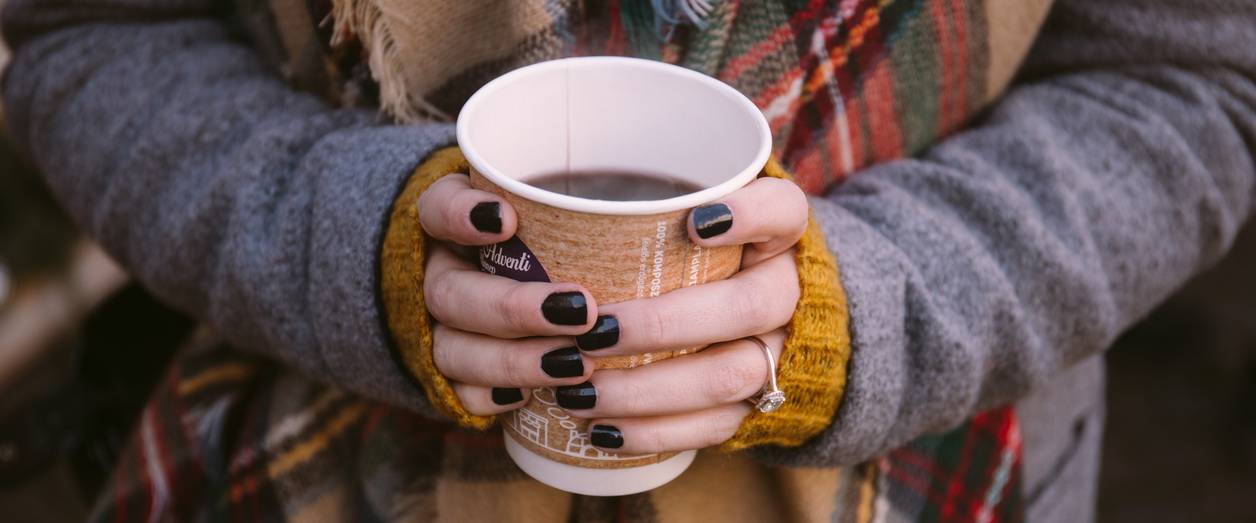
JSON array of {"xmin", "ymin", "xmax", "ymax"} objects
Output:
[{"xmin": 4, "ymin": 0, "xmax": 1255, "ymax": 520}]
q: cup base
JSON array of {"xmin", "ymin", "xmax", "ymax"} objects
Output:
[{"xmin": 503, "ymin": 431, "xmax": 696, "ymax": 496}]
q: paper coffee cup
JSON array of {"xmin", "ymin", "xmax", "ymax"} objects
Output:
[{"xmin": 457, "ymin": 56, "xmax": 771, "ymax": 496}]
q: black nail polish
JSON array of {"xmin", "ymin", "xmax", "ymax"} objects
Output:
[
  {"xmin": 590, "ymin": 425, "xmax": 624, "ymax": 449},
  {"xmin": 541, "ymin": 347, "xmax": 584, "ymax": 378},
  {"xmin": 542, "ymin": 292, "xmax": 588, "ymax": 325},
  {"xmin": 470, "ymin": 201, "xmax": 502, "ymax": 233},
  {"xmin": 575, "ymin": 315, "xmax": 619, "ymax": 351},
  {"xmin": 692, "ymin": 203, "xmax": 733, "ymax": 239},
  {"xmin": 556, "ymin": 382, "xmax": 597, "ymax": 409},
  {"xmin": 491, "ymin": 387, "xmax": 524, "ymax": 405}
]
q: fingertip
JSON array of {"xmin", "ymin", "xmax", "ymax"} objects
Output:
[
  {"xmin": 472, "ymin": 195, "xmax": 520, "ymax": 241},
  {"xmin": 590, "ymin": 423, "xmax": 625, "ymax": 449},
  {"xmin": 470, "ymin": 201, "xmax": 503, "ymax": 234},
  {"xmin": 688, "ymin": 177, "xmax": 809, "ymax": 251},
  {"xmin": 456, "ymin": 382, "xmax": 531, "ymax": 416},
  {"xmin": 536, "ymin": 285, "xmax": 599, "ymax": 333},
  {"xmin": 575, "ymin": 315, "xmax": 620, "ymax": 352},
  {"xmin": 541, "ymin": 291, "xmax": 591, "ymax": 326},
  {"xmin": 491, "ymin": 387, "xmax": 526, "ymax": 406},
  {"xmin": 555, "ymin": 381, "xmax": 598, "ymax": 411},
  {"xmin": 419, "ymin": 175, "xmax": 518, "ymax": 245},
  {"xmin": 458, "ymin": 194, "xmax": 518, "ymax": 245},
  {"xmin": 540, "ymin": 346, "xmax": 585, "ymax": 379},
  {"xmin": 583, "ymin": 406, "xmax": 749, "ymax": 455},
  {"xmin": 690, "ymin": 203, "xmax": 734, "ymax": 242}
]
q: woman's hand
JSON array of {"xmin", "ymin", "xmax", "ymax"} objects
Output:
[
  {"xmin": 418, "ymin": 174, "xmax": 599, "ymax": 414},
  {"xmin": 418, "ymin": 173, "xmax": 808, "ymax": 453}
]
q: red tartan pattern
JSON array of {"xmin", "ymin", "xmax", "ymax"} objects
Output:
[
  {"xmin": 565, "ymin": 0, "xmax": 993, "ymax": 194},
  {"xmin": 92, "ymin": 342, "xmax": 482, "ymax": 522},
  {"xmin": 877, "ymin": 409, "xmax": 1024, "ymax": 522},
  {"xmin": 92, "ymin": 341, "xmax": 1022, "ymax": 522},
  {"xmin": 94, "ymin": 0, "xmax": 1024, "ymax": 520},
  {"xmin": 301, "ymin": 0, "xmax": 993, "ymax": 195}
]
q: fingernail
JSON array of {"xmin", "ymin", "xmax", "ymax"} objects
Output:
[
  {"xmin": 541, "ymin": 347, "xmax": 584, "ymax": 378},
  {"xmin": 491, "ymin": 387, "xmax": 524, "ymax": 405},
  {"xmin": 590, "ymin": 425, "xmax": 624, "ymax": 448},
  {"xmin": 470, "ymin": 201, "xmax": 502, "ymax": 233},
  {"xmin": 692, "ymin": 203, "xmax": 733, "ymax": 239},
  {"xmin": 575, "ymin": 315, "xmax": 619, "ymax": 351},
  {"xmin": 542, "ymin": 292, "xmax": 588, "ymax": 326},
  {"xmin": 556, "ymin": 382, "xmax": 597, "ymax": 409}
]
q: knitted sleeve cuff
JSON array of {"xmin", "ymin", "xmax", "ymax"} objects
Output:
[
  {"xmin": 720, "ymin": 158, "xmax": 852, "ymax": 451},
  {"xmin": 379, "ymin": 146, "xmax": 496, "ymax": 430}
]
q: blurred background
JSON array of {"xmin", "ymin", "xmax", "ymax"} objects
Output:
[
  {"xmin": 1, "ymin": 24, "xmax": 1254, "ymax": 523},
  {"xmin": 1099, "ymin": 220, "xmax": 1256, "ymax": 522}
]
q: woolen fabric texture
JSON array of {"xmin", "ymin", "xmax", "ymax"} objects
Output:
[{"xmin": 4, "ymin": 0, "xmax": 1256, "ymax": 521}]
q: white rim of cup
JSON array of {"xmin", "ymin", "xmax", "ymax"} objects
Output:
[{"xmin": 456, "ymin": 56, "xmax": 772, "ymax": 216}]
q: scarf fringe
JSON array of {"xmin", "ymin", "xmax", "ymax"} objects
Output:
[
  {"xmin": 330, "ymin": 0, "xmax": 720, "ymax": 123},
  {"xmin": 331, "ymin": 0, "xmax": 452, "ymax": 123},
  {"xmin": 652, "ymin": 0, "xmax": 719, "ymax": 29}
]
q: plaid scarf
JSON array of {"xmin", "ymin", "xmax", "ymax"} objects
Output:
[
  {"xmin": 238, "ymin": 0, "xmax": 1051, "ymax": 190},
  {"xmin": 91, "ymin": 339, "xmax": 1022, "ymax": 522},
  {"xmin": 93, "ymin": 0, "xmax": 1052, "ymax": 520}
]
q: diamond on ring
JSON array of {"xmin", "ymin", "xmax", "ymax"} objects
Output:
[{"xmin": 755, "ymin": 390, "xmax": 786, "ymax": 413}]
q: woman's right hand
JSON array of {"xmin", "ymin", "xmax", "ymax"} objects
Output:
[{"xmin": 417, "ymin": 173, "xmax": 600, "ymax": 415}]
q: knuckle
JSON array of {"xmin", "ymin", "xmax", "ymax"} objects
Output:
[
  {"xmin": 727, "ymin": 278, "xmax": 778, "ymax": 333},
  {"xmin": 467, "ymin": 353, "xmax": 505, "ymax": 386},
  {"xmin": 498, "ymin": 349, "xmax": 531, "ymax": 386},
  {"xmin": 423, "ymin": 271, "xmax": 458, "ymax": 324},
  {"xmin": 431, "ymin": 325, "xmax": 455, "ymax": 372},
  {"xmin": 792, "ymin": 197, "xmax": 810, "ymax": 225},
  {"xmin": 766, "ymin": 178, "xmax": 809, "ymax": 238},
  {"xmin": 496, "ymin": 285, "xmax": 535, "ymax": 334},
  {"xmin": 637, "ymin": 424, "xmax": 671, "ymax": 453},
  {"xmin": 614, "ymin": 377, "xmax": 655, "ymax": 417},
  {"xmin": 704, "ymin": 350, "xmax": 763, "ymax": 404},
  {"xmin": 632, "ymin": 305, "xmax": 673, "ymax": 350},
  {"xmin": 769, "ymin": 176, "xmax": 806, "ymax": 203},
  {"xmin": 704, "ymin": 409, "xmax": 750, "ymax": 445},
  {"xmin": 763, "ymin": 275, "xmax": 801, "ymax": 327}
]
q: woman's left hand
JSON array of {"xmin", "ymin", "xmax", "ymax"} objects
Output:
[{"xmin": 563, "ymin": 176, "xmax": 808, "ymax": 455}]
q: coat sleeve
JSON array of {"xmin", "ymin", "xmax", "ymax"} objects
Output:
[
  {"xmin": 1, "ymin": 0, "xmax": 455, "ymax": 415},
  {"xmin": 764, "ymin": 0, "xmax": 1256, "ymax": 466}
]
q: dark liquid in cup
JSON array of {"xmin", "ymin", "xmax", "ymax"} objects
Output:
[{"xmin": 525, "ymin": 171, "xmax": 705, "ymax": 201}]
